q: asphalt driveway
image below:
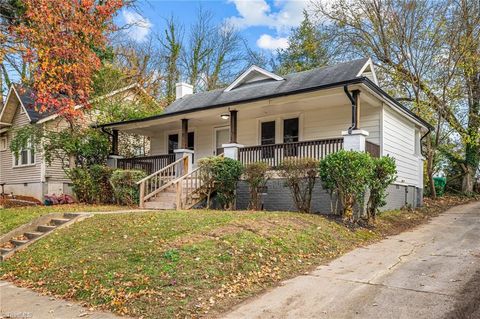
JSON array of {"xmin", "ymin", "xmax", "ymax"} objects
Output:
[{"xmin": 225, "ymin": 201, "xmax": 480, "ymax": 319}]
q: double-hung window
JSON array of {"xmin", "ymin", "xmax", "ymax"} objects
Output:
[
  {"xmin": 283, "ymin": 118, "xmax": 299, "ymax": 156},
  {"xmin": 13, "ymin": 139, "xmax": 35, "ymax": 167}
]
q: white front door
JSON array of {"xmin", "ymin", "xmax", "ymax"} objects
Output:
[{"xmin": 215, "ymin": 127, "xmax": 230, "ymax": 155}]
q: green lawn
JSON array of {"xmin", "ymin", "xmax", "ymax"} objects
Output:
[
  {"xmin": 0, "ymin": 201, "xmax": 459, "ymax": 319},
  {"xmin": 0, "ymin": 204, "xmax": 126, "ymax": 236}
]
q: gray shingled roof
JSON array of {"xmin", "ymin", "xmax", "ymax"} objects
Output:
[
  {"xmin": 164, "ymin": 58, "xmax": 369, "ymax": 115},
  {"xmin": 13, "ymin": 85, "xmax": 55, "ymax": 123}
]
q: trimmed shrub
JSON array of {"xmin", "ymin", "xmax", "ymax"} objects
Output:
[
  {"xmin": 243, "ymin": 162, "xmax": 271, "ymax": 210},
  {"xmin": 319, "ymin": 150, "xmax": 374, "ymax": 222},
  {"xmin": 110, "ymin": 169, "xmax": 147, "ymax": 206},
  {"xmin": 199, "ymin": 156, "xmax": 243, "ymax": 210},
  {"xmin": 67, "ymin": 165, "xmax": 114, "ymax": 204},
  {"xmin": 366, "ymin": 156, "xmax": 397, "ymax": 221},
  {"xmin": 278, "ymin": 157, "xmax": 319, "ymax": 213}
]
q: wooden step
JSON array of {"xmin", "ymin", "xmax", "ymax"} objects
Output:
[
  {"xmin": 145, "ymin": 201, "xmax": 176, "ymax": 210},
  {"xmin": 51, "ymin": 218, "xmax": 70, "ymax": 226},
  {"xmin": 11, "ymin": 239, "xmax": 29, "ymax": 247},
  {"xmin": 24, "ymin": 232, "xmax": 44, "ymax": 240},
  {"xmin": 37, "ymin": 225, "xmax": 56, "ymax": 233}
]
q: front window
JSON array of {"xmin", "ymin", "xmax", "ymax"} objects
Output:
[
  {"xmin": 168, "ymin": 134, "xmax": 178, "ymax": 154},
  {"xmin": 261, "ymin": 121, "xmax": 276, "ymax": 158},
  {"xmin": 283, "ymin": 118, "xmax": 299, "ymax": 156},
  {"xmin": 13, "ymin": 140, "xmax": 35, "ymax": 167}
]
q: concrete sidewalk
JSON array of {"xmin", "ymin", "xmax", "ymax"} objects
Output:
[
  {"xmin": 0, "ymin": 281, "xmax": 124, "ymax": 319},
  {"xmin": 224, "ymin": 201, "xmax": 480, "ymax": 319}
]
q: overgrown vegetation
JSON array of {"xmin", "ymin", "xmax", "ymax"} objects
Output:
[
  {"xmin": 1, "ymin": 196, "xmax": 473, "ymax": 319},
  {"xmin": 109, "ymin": 170, "xmax": 146, "ymax": 206},
  {"xmin": 319, "ymin": 151, "xmax": 374, "ymax": 222},
  {"xmin": 198, "ymin": 156, "xmax": 243, "ymax": 209},
  {"xmin": 366, "ymin": 156, "xmax": 397, "ymax": 221},
  {"xmin": 278, "ymin": 158, "xmax": 319, "ymax": 213},
  {"xmin": 67, "ymin": 165, "xmax": 114, "ymax": 204},
  {"xmin": 243, "ymin": 162, "xmax": 271, "ymax": 210}
]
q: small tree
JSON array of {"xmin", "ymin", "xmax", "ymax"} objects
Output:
[
  {"xmin": 278, "ymin": 158, "xmax": 319, "ymax": 213},
  {"xmin": 243, "ymin": 162, "xmax": 271, "ymax": 210},
  {"xmin": 198, "ymin": 156, "xmax": 243, "ymax": 210},
  {"xmin": 110, "ymin": 169, "xmax": 146, "ymax": 206},
  {"xmin": 367, "ymin": 157, "xmax": 397, "ymax": 222},
  {"xmin": 198, "ymin": 157, "xmax": 217, "ymax": 208},
  {"xmin": 319, "ymin": 151, "xmax": 374, "ymax": 222}
]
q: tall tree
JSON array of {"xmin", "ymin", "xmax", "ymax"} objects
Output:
[
  {"xmin": 277, "ymin": 11, "xmax": 330, "ymax": 74},
  {"xmin": 315, "ymin": 0, "xmax": 479, "ymax": 194},
  {"xmin": 159, "ymin": 17, "xmax": 182, "ymax": 103},
  {"xmin": 13, "ymin": 0, "xmax": 124, "ymax": 121}
]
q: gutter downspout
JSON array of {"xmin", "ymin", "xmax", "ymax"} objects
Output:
[{"xmin": 343, "ymin": 85, "xmax": 357, "ymax": 134}]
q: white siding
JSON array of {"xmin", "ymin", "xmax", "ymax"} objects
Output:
[
  {"xmin": 382, "ymin": 106, "xmax": 421, "ymax": 187},
  {"xmin": 149, "ymin": 103, "xmax": 382, "ymax": 165},
  {"xmin": 0, "ymin": 105, "xmax": 42, "ymax": 185}
]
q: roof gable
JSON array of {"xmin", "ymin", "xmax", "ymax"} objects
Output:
[
  {"xmin": 356, "ymin": 58, "xmax": 378, "ymax": 85},
  {"xmin": 224, "ymin": 65, "xmax": 284, "ymax": 92}
]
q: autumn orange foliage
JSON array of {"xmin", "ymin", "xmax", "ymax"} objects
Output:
[{"xmin": 14, "ymin": 0, "xmax": 124, "ymax": 120}]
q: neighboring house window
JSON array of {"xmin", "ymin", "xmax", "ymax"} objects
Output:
[
  {"xmin": 13, "ymin": 140, "xmax": 35, "ymax": 167},
  {"xmin": 261, "ymin": 121, "xmax": 275, "ymax": 158},
  {"xmin": 0, "ymin": 137, "xmax": 7, "ymax": 151},
  {"xmin": 283, "ymin": 118, "xmax": 299, "ymax": 156}
]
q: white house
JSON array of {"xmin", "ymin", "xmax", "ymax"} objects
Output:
[{"xmin": 100, "ymin": 58, "xmax": 432, "ymax": 212}]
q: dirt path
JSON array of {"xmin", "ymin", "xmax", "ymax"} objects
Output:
[{"xmin": 224, "ymin": 201, "xmax": 480, "ymax": 319}]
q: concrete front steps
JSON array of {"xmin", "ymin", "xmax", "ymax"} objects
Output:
[{"xmin": 0, "ymin": 213, "xmax": 91, "ymax": 261}]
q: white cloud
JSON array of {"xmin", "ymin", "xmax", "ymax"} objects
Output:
[
  {"xmin": 122, "ymin": 10, "xmax": 152, "ymax": 42},
  {"xmin": 226, "ymin": 0, "xmax": 308, "ymax": 33},
  {"xmin": 256, "ymin": 34, "xmax": 289, "ymax": 50}
]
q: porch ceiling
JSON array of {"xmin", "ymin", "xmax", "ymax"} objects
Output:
[{"xmin": 110, "ymin": 86, "xmax": 370, "ymax": 136}]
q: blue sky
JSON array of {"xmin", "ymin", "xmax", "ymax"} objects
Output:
[{"xmin": 119, "ymin": 0, "xmax": 310, "ymax": 51}]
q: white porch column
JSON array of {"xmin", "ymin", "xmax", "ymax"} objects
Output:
[
  {"xmin": 341, "ymin": 129, "xmax": 369, "ymax": 152},
  {"xmin": 107, "ymin": 155, "xmax": 123, "ymax": 168},
  {"xmin": 222, "ymin": 143, "xmax": 244, "ymax": 160},
  {"xmin": 174, "ymin": 149, "xmax": 194, "ymax": 176}
]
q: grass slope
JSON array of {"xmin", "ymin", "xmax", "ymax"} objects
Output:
[
  {"xmin": 0, "ymin": 204, "xmax": 125, "ymax": 236},
  {"xmin": 1, "ymin": 196, "xmax": 474, "ymax": 318}
]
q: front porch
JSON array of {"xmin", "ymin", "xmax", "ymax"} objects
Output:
[{"xmin": 101, "ymin": 84, "xmax": 382, "ymax": 209}]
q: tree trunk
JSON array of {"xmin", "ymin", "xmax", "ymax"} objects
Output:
[{"xmin": 426, "ymin": 138, "xmax": 436, "ymax": 198}]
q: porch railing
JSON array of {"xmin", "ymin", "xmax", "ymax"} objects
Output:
[
  {"xmin": 365, "ymin": 141, "xmax": 380, "ymax": 158},
  {"xmin": 238, "ymin": 138, "xmax": 344, "ymax": 168},
  {"xmin": 117, "ymin": 154, "xmax": 175, "ymax": 174}
]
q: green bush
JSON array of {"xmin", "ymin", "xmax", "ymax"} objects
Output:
[
  {"xmin": 67, "ymin": 165, "xmax": 114, "ymax": 204},
  {"xmin": 278, "ymin": 158, "xmax": 319, "ymax": 213},
  {"xmin": 366, "ymin": 156, "xmax": 397, "ymax": 221},
  {"xmin": 110, "ymin": 169, "xmax": 147, "ymax": 206},
  {"xmin": 199, "ymin": 156, "xmax": 243, "ymax": 210},
  {"xmin": 243, "ymin": 162, "xmax": 271, "ymax": 210},
  {"xmin": 319, "ymin": 150, "xmax": 374, "ymax": 222}
]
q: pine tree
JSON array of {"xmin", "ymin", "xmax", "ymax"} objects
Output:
[{"xmin": 277, "ymin": 11, "xmax": 329, "ymax": 74}]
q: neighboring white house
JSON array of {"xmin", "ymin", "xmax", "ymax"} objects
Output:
[
  {"xmin": 100, "ymin": 58, "xmax": 432, "ymax": 212},
  {"xmin": 0, "ymin": 84, "xmax": 153, "ymax": 200}
]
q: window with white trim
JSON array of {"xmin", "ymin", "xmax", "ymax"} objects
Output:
[
  {"xmin": 13, "ymin": 139, "xmax": 35, "ymax": 167},
  {"xmin": 0, "ymin": 136, "xmax": 7, "ymax": 151}
]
